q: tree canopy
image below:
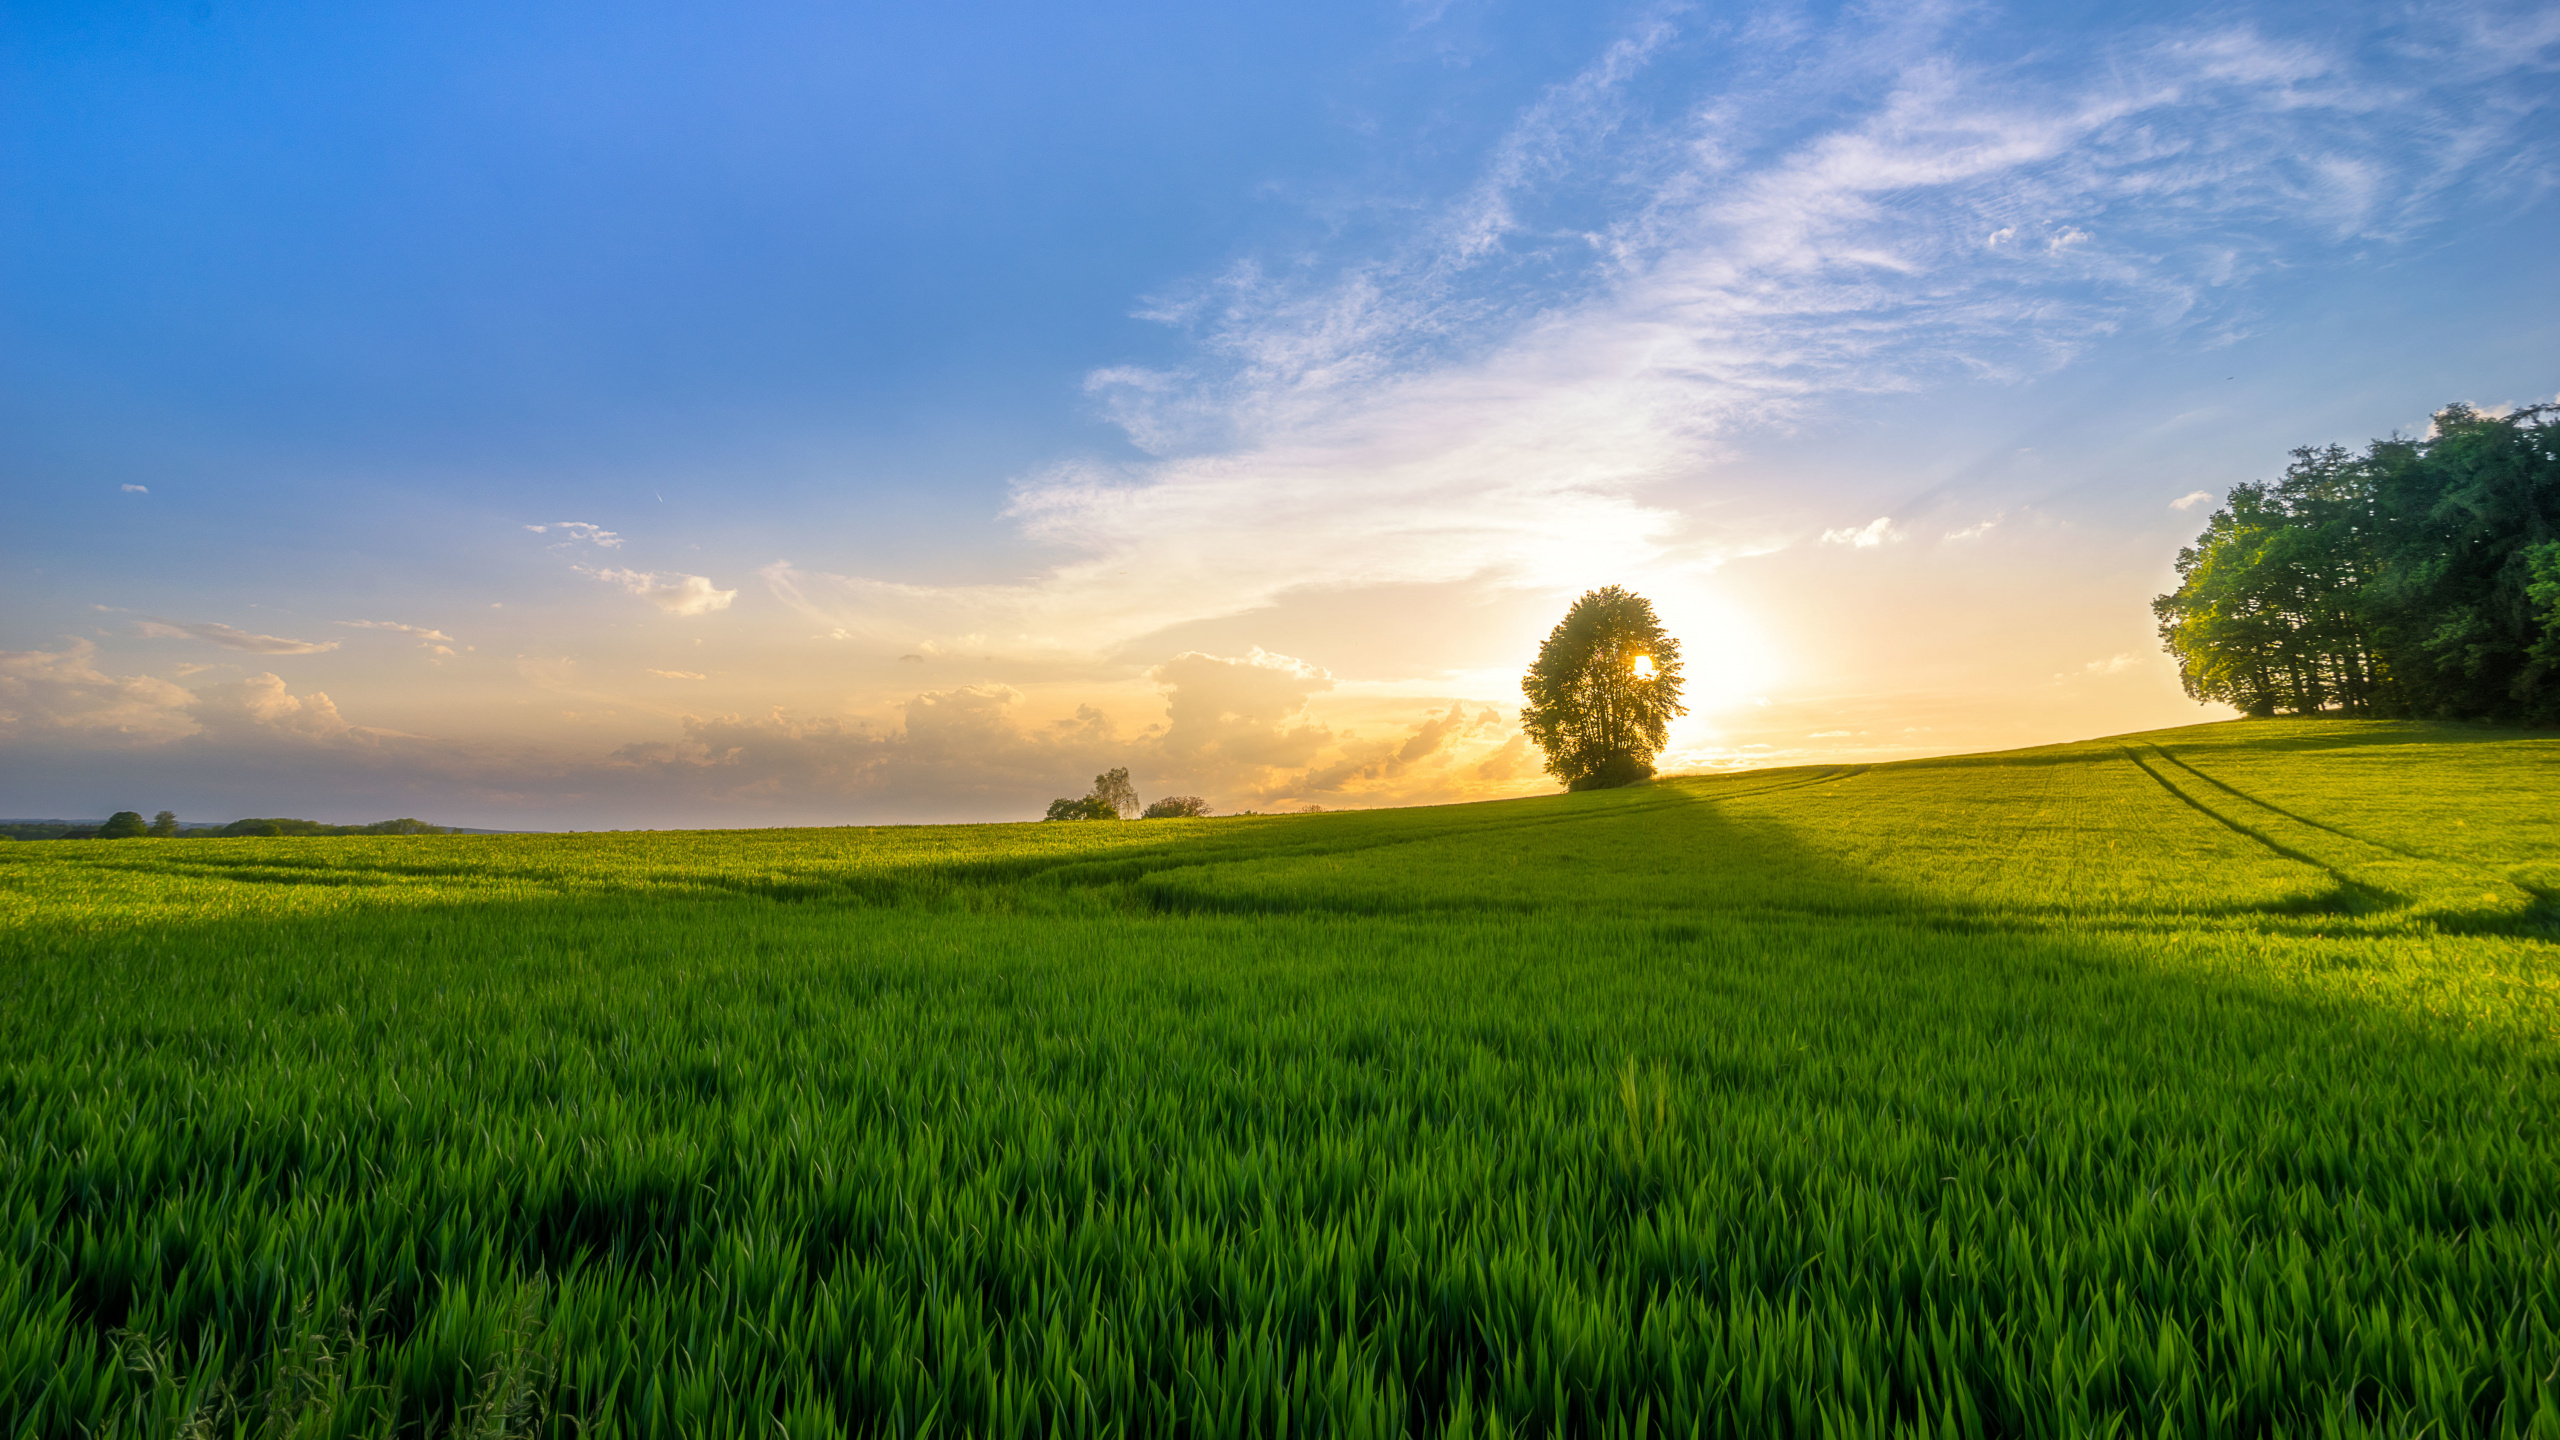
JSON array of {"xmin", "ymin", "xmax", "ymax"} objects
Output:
[
  {"xmin": 2154, "ymin": 403, "xmax": 2560, "ymax": 723},
  {"xmin": 1520, "ymin": 586, "xmax": 1687, "ymax": 790}
]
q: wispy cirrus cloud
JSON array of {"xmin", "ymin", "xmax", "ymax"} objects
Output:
[
  {"xmin": 136, "ymin": 618, "xmax": 341, "ymax": 654},
  {"xmin": 767, "ymin": 2, "xmax": 2558, "ymax": 661},
  {"xmin": 339, "ymin": 620, "xmax": 459, "ymax": 656},
  {"xmin": 525, "ymin": 521, "xmax": 622, "ymax": 548}
]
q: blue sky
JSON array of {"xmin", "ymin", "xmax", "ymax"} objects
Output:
[{"xmin": 5, "ymin": 0, "xmax": 2556, "ymax": 826}]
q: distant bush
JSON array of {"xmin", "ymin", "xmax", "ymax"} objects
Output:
[
  {"xmin": 96, "ymin": 811, "xmax": 149, "ymax": 839},
  {"xmin": 1142, "ymin": 796, "xmax": 1211, "ymax": 818},
  {"xmin": 1043, "ymin": 797, "xmax": 1116, "ymax": 822}
]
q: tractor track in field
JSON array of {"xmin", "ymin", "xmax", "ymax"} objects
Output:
[
  {"xmin": 2143, "ymin": 746, "xmax": 2439, "ymax": 863},
  {"xmin": 2120, "ymin": 743, "xmax": 2552, "ymax": 933},
  {"xmin": 2116, "ymin": 746, "xmax": 2384, "ymax": 900}
]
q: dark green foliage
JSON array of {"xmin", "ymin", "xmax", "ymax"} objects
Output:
[
  {"xmin": 1519, "ymin": 586, "xmax": 1688, "ymax": 790},
  {"xmin": 1044, "ymin": 767, "xmax": 1139, "ymax": 821},
  {"xmin": 96, "ymin": 810, "xmax": 148, "ymax": 838},
  {"xmin": 2157, "ymin": 403, "xmax": 2560, "ymax": 722},
  {"xmin": 216, "ymin": 817, "xmax": 450, "ymax": 837},
  {"xmin": 148, "ymin": 810, "xmax": 179, "ymax": 838},
  {"xmin": 1142, "ymin": 795, "xmax": 1212, "ymax": 818},
  {"xmin": 4, "ymin": 719, "xmax": 2557, "ymax": 1435}
]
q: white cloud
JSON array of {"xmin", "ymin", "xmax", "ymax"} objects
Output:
[
  {"xmin": 0, "ymin": 644, "xmax": 404, "ymax": 750},
  {"xmin": 2075, "ymin": 654, "xmax": 2139, "ymax": 677},
  {"xmin": 646, "ymin": 669, "xmax": 708, "ymax": 680},
  {"xmin": 1944, "ymin": 515, "xmax": 2001, "ymax": 540},
  {"xmin": 0, "ymin": 640, "xmax": 199, "ymax": 744},
  {"xmin": 2171, "ymin": 489, "xmax": 2216, "ymax": 510},
  {"xmin": 136, "ymin": 618, "xmax": 341, "ymax": 654},
  {"xmin": 1823, "ymin": 517, "xmax": 1899, "ymax": 548},
  {"xmin": 340, "ymin": 620, "xmax": 459, "ymax": 656},
  {"xmin": 121, "ymin": 484, "xmax": 148, "ymax": 494},
  {"xmin": 191, "ymin": 673, "xmax": 360, "ymax": 742},
  {"xmin": 526, "ymin": 522, "xmax": 622, "ymax": 548},
  {"xmin": 584, "ymin": 568, "xmax": 737, "ymax": 616}
]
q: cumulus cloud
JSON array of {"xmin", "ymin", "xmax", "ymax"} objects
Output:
[
  {"xmin": 608, "ymin": 685, "xmax": 1116, "ymax": 808},
  {"xmin": 1151, "ymin": 649, "xmax": 1336, "ymax": 770},
  {"xmin": 1823, "ymin": 517, "xmax": 1900, "ymax": 548},
  {"xmin": 584, "ymin": 568, "xmax": 738, "ymax": 616},
  {"xmin": 600, "ymin": 649, "xmax": 1529, "ymax": 815},
  {"xmin": 2171, "ymin": 489, "xmax": 2216, "ymax": 510},
  {"xmin": 136, "ymin": 618, "xmax": 341, "ymax": 654},
  {"xmin": 0, "ymin": 640, "xmax": 199, "ymax": 744},
  {"xmin": 526, "ymin": 522, "xmax": 622, "ymax": 548},
  {"xmin": 0, "ymin": 643, "xmax": 408, "ymax": 750},
  {"xmin": 1474, "ymin": 732, "xmax": 1533, "ymax": 781},
  {"xmin": 1290, "ymin": 703, "xmax": 1502, "ymax": 796},
  {"xmin": 191, "ymin": 673, "xmax": 361, "ymax": 742}
]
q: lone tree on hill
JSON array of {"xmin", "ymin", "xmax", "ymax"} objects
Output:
[
  {"xmin": 1520, "ymin": 586, "xmax": 1687, "ymax": 790},
  {"xmin": 1044, "ymin": 766, "xmax": 1140, "ymax": 821},
  {"xmin": 96, "ymin": 810, "xmax": 148, "ymax": 839}
]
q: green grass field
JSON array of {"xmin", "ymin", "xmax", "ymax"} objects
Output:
[{"xmin": 5, "ymin": 717, "xmax": 2557, "ymax": 1437}]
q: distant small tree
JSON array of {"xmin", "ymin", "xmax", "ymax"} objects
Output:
[
  {"xmin": 148, "ymin": 810, "xmax": 179, "ymax": 837},
  {"xmin": 1142, "ymin": 795, "xmax": 1211, "ymax": 818},
  {"xmin": 1044, "ymin": 796, "xmax": 1114, "ymax": 821},
  {"xmin": 1091, "ymin": 767, "xmax": 1139, "ymax": 818},
  {"xmin": 97, "ymin": 810, "xmax": 148, "ymax": 839},
  {"xmin": 1520, "ymin": 586, "xmax": 1688, "ymax": 790}
]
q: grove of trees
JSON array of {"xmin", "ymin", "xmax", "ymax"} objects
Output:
[
  {"xmin": 2154, "ymin": 403, "xmax": 2560, "ymax": 723},
  {"xmin": 1043, "ymin": 770, "xmax": 1216, "ymax": 821},
  {"xmin": 1520, "ymin": 586, "xmax": 1688, "ymax": 790}
]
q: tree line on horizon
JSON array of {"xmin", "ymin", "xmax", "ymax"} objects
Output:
[
  {"xmin": 2154, "ymin": 402, "xmax": 2560, "ymax": 724},
  {"xmin": 4, "ymin": 813, "xmax": 451, "ymax": 841}
]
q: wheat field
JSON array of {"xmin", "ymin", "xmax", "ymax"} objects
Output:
[{"xmin": 4, "ymin": 718, "xmax": 2555, "ymax": 1437}]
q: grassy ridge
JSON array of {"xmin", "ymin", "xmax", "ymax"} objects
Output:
[{"xmin": 4, "ymin": 719, "xmax": 2557, "ymax": 1436}]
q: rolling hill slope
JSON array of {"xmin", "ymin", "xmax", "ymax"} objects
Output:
[{"xmin": 4, "ymin": 718, "xmax": 2555, "ymax": 1436}]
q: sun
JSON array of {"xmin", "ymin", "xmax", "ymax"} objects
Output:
[{"xmin": 1629, "ymin": 654, "xmax": 1656, "ymax": 680}]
